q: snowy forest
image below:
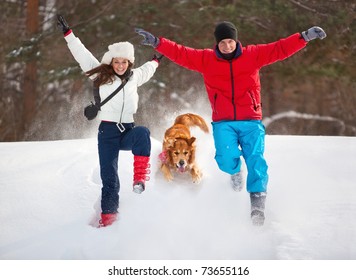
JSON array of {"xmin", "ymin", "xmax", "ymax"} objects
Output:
[{"xmin": 0, "ymin": 0, "xmax": 355, "ymax": 141}]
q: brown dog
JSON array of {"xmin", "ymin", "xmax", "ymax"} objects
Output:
[{"xmin": 159, "ymin": 113, "xmax": 209, "ymax": 183}]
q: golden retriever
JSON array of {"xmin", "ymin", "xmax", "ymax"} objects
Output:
[{"xmin": 158, "ymin": 113, "xmax": 209, "ymax": 183}]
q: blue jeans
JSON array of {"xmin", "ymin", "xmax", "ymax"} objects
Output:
[
  {"xmin": 97, "ymin": 122, "xmax": 151, "ymax": 214},
  {"xmin": 212, "ymin": 120, "xmax": 268, "ymax": 193}
]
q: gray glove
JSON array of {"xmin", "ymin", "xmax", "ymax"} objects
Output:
[
  {"xmin": 301, "ymin": 26, "xmax": 326, "ymax": 42},
  {"xmin": 135, "ymin": 28, "xmax": 160, "ymax": 48}
]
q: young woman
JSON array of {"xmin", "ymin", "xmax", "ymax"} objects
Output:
[
  {"xmin": 136, "ymin": 22, "xmax": 326, "ymax": 226},
  {"xmin": 58, "ymin": 15, "xmax": 162, "ymax": 227}
]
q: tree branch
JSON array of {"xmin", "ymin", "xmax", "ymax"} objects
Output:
[
  {"xmin": 70, "ymin": 1, "xmax": 115, "ymax": 29},
  {"xmin": 289, "ymin": 0, "xmax": 329, "ymax": 17}
]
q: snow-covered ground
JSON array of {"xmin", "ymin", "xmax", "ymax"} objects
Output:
[{"xmin": 0, "ymin": 130, "xmax": 355, "ymax": 278}]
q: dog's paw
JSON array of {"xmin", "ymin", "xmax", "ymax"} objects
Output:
[
  {"xmin": 192, "ymin": 174, "xmax": 202, "ymax": 184},
  {"xmin": 191, "ymin": 168, "xmax": 202, "ymax": 184},
  {"xmin": 164, "ymin": 173, "xmax": 174, "ymax": 182}
]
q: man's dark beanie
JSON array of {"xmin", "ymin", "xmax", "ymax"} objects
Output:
[{"xmin": 214, "ymin": 21, "xmax": 238, "ymax": 43}]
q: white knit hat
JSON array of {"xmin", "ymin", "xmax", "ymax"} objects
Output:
[{"xmin": 101, "ymin": 41, "xmax": 135, "ymax": 64}]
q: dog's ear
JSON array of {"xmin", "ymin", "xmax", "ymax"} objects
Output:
[
  {"xmin": 187, "ymin": 137, "xmax": 196, "ymax": 146},
  {"xmin": 164, "ymin": 138, "xmax": 176, "ymax": 149}
]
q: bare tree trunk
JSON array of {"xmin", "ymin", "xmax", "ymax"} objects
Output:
[{"xmin": 22, "ymin": 0, "xmax": 39, "ymax": 139}]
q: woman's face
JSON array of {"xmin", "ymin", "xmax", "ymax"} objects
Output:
[
  {"xmin": 218, "ymin": 39, "xmax": 237, "ymax": 54},
  {"xmin": 112, "ymin": 57, "xmax": 129, "ymax": 75}
]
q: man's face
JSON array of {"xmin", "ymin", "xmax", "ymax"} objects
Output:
[{"xmin": 218, "ymin": 39, "xmax": 237, "ymax": 54}]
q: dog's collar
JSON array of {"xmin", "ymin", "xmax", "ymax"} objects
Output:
[{"xmin": 158, "ymin": 151, "xmax": 168, "ymax": 164}]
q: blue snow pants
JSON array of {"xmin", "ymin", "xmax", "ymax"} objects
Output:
[
  {"xmin": 97, "ymin": 122, "xmax": 151, "ymax": 214},
  {"xmin": 212, "ymin": 120, "xmax": 268, "ymax": 193}
]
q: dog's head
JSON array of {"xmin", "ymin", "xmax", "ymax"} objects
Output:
[{"xmin": 164, "ymin": 137, "xmax": 196, "ymax": 173}]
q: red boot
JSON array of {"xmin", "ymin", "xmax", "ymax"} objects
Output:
[
  {"xmin": 133, "ymin": 155, "xmax": 150, "ymax": 194},
  {"xmin": 98, "ymin": 213, "xmax": 117, "ymax": 227}
]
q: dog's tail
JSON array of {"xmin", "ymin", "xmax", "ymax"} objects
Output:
[{"xmin": 174, "ymin": 113, "xmax": 209, "ymax": 133}]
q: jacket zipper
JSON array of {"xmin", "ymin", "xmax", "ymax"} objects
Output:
[
  {"xmin": 115, "ymin": 87, "xmax": 126, "ymax": 132},
  {"xmin": 120, "ymin": 87, "xmax": 125, "ymax": 123},
  {"xmin": 213, "ymin": 93, "xmax": 217, "ymax": 114},
  {"xmin": 118, "ymin": 73, "xmax": 132, "ymax": 124},
  {"xmin": 229, "ymin": 61, "xmax": 236, "ymax": 120},
  {"xmin": 248, "ymin": 90, "xmax": 259, "ymax": 111}
]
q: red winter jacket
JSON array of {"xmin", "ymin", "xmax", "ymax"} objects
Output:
[{"xmin": 156, "ymin": 33, "xmax": 307, "ymax": 122}]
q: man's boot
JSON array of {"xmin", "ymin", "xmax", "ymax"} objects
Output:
[
  {"xmin": 231, "ymin": 171, "xmax": 244, "ymax": 191},
  {"xmin": 250, "ymin": 192, "xmax": 266, "ymax": 226}
]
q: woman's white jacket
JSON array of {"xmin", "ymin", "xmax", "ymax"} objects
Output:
[{"xmin": 64, "ymin": 32, "xmax": 158, "ymax": 123}]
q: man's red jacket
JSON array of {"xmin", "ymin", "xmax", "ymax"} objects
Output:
[{"xmin": 156, "ymin": 33, "xmax": 307, "ymax": 122}]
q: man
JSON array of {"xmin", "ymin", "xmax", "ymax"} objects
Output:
[{"xmin": 136, "ymin": 22, "xmax": 326, "ymax": 226}]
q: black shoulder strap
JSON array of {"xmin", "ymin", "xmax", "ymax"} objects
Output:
[
  {"xmin": 93, "ymin": 87, "xmax": 100, "ymax": 106},
  {"xmin": 97, "ymin": 71, "xmax": 133, "ymax": 108}
]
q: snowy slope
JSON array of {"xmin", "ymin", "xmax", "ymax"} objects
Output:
[{"xmin": 0, "ymin": 134, "xmax": 356, "ymax": 260}]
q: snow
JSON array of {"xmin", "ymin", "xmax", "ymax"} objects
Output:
[
  {"xmin": 0, "ymin": 132, "xmax": 356, "ymax": 277},
  {"xmin": 263, "ymin": 110, "xmax": 346, "ymax": 129}
]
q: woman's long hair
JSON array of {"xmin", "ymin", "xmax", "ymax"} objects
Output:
[{"xmin": 86, "ymin": 61, "xmax": 133, "ymax": 88}]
